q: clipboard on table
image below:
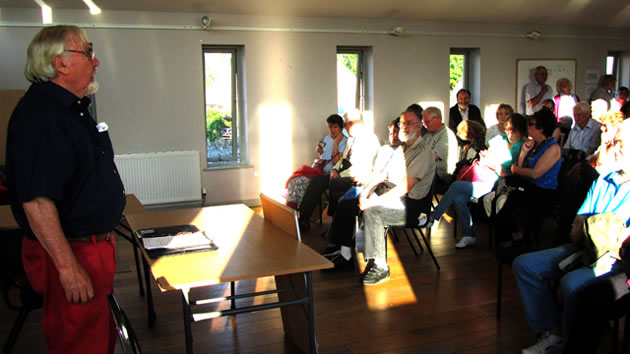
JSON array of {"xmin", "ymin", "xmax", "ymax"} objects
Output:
[{"xmin": 137, "ymin": 224, "xmax": 218, "ymax": 258}]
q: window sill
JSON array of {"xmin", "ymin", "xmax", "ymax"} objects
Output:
[{"xmin": 204, "ymin": 164, "xmax": 253, "ymax": 172}]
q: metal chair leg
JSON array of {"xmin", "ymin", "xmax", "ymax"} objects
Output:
[{"xmin": 497, "ymin": 262, "xmax": 503, "ymax": 319}]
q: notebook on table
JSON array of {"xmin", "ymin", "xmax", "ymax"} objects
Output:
[{"xmin": 137, "ymin": 224, "xmax": 218, "ymax": 258}]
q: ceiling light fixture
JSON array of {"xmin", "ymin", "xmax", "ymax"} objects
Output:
[
  {"xmin": 389, "ymin": 26, "xmax": 404, "ymax": 36},
  {"xmin": 526, "ymin": 30, "xmax": 542, "ymax": 40},
  {"xmin": 34, "ymin": 0, "xmax": 53, "ymax": 24},
  {"xmin": 82, "ymin": 0, "xmax": 102, "ymax": 15}
]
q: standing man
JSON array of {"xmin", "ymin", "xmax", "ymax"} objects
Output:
[
  {"xmin": 448, "ymin": 88, "xmax": 485, "ymax": 133},
  {"xmin": 523, "ymin": 66, "xmax": 554, "ymax": 115},
  {"xmin": 6, "ymin": 25, "xmax": 125, "ymax": 354}
]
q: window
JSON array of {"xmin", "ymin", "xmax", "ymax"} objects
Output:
[
  {"xmin": 607, "ymin": 51, "xmax": 619, "ymax": 80},
  {"xmin": 337, "ymin": 47, "xmax": 366, "ymax": 114},
  {"xmin": 449, "ymin": 49, "xmax": 469, "ymax": 108},
  {"xmin": 202, "ymin": 45, "xmax": 246, "ymax": 167}
]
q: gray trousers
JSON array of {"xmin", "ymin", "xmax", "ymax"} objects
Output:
[{"xmin": 363, "ymin": 197, "xmax": 407, "ymax": 260}]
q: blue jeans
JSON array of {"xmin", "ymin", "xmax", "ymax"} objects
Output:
[
  {"xmin": 430, "ymin": 181, "xmax": 493, "ymax": 237},
  {"xmin": 512, "ymin": 244, "xmax": 623, "ymax": 336}
]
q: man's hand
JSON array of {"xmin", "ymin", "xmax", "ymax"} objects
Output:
[
  {"xmin": 58, "ymin": 263, "xmax": 94, "ymax": 304},
  {"xmin": 23, "ymin": 197, "xmax": 95, "ymax": 304},
  {"xmin": 570, "ymin": 215, "xmax": 586, "ymax": 244},
  {"xmin": 316, "ymin": 144, "xmax": 324, "ymax": 155}
]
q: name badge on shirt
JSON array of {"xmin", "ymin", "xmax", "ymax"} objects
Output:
[{"xmin": 96, "ymin": 122, "xmax": 109, "ymax": 133}]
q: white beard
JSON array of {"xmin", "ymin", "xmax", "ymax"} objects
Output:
[
  {"xmin": 87, "ymin": 81, "xmax": 99, "ymax": 95},
  {"xmin": 399, "ymin": 129, "xmax": 417, "ymax": 143}
]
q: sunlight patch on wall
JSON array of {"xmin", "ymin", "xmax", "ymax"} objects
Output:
[
  {"xmin": 484, "ymin": 103, "xmax": 500, "ymax": 127},
  {"xmin": 259, "ymin": 104, "xmax": 293, "ymax": 196}
]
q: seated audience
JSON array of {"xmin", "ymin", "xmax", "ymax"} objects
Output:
[
  {"xmin": 513, "ymin": 118, "xmax": 630, "ymax": 354},
  {"xmin": 298, "ymin": 110, "xmax": 379, "ymax": 231},
  {"xmin": 553, "ymin": 77, "xmax": 580, "ymax": 123},
  {"xmin": 455, "ymin": 120, "xmax": 486, "ymax": 163},
  {"xmin": 286, "ymin": 114, "xmax": 347, "ymax": 209},
  {"xmin": 621, "ymin": 101, "xmax": 630, "ymax": 119},
  {"xmin": 494, "ymin": 109, "xmax": 562, "ymax": 250},
  {"xmin": 563, "ymin": 102, "xmax": 601, "ymax": 157},
  {"xmin": 359, "ymin": 111, "xmax": 436, "ymax": 285},
  {"xmin": 485, "ymin": 103, "xmax": 514, "ymax": 144},
  {"xmin": 590, "ymin": 111, "xmax": 625, "ymax": 175},
  {"xmin": 321, "ymin": 118, "xmax": 405, "ymax": 269},
  {"xmin": 405, "ymin": 103, "xmax": 425, "ymax": 136},
  {"xmin": 422, "ymin": 107, "xmax": 459, "ymax": 191},
  {"xmin": 423, "ymin": 114, "xmax": 527, "ymax": 248},
  {"xmin": 616, "ymin": 86, "xmax": 629, "ymax": 109},
  {"xmin": 589, "ymin": 74, "xmax": 617, "ymax": 110},
  {"xmin": 448, "ymin": 88, "xmax": 485, "ymax": 133}
]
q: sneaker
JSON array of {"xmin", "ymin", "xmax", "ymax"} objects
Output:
[
  {"xmin": 362, "ymin": 264, "xmax": 390, "ymax": 286},
  {"xmin": 323, "ymin": 253, "xmax": 353, "ymax": 271},
  {"xmin": 359, "ymin": 259, "xmax": 375, "ymax": 282},
  {"xmin": 418, "ymin": 214, "xmax": 434, "ymax": 228},
  {"xmin": 455, "ymin": 236, "xmax": 477, "ymax": 249},
  {"xmin": 321, "ymin": 246, "xmax": 340, "ymax": 257},
  {"xmin": 522, "ymin": 332, "xmax": 564, "ymax": 354}
]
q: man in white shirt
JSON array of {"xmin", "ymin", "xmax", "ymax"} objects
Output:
[
  {"xmin": 564, "ymin": 102, "xmax": 601, "ymax": 156},
  {"xmin": 422, "ymin": 107, "xmax": 459, "ymax": 189},
  {"xmin": 523, "ymin": 66, "xmax": 554, "ymax": 115}
]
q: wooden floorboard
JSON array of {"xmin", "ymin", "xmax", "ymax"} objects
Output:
[{"xmin": 1, "ymin": 205, "xmax": 622, "ymax": 353}]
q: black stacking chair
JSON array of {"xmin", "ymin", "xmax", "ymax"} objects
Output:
[
  {"xmin": 108, "ymin": 294, "xmax": 143, "ymax": 354},
  {"xmin": 1, "ymin": 228, "xmax": 43, "ymax": 353}
]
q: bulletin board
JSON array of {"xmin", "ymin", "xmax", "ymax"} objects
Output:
[{"xmin": 516, "ymin": 59, "xmax": 577, "ymax": 114}]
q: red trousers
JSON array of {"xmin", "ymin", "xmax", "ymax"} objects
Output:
[{"xmin": 22, "ymin": 236, "xmax": 117, "ymax": 354}]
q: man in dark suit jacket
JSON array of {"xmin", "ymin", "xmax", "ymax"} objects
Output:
[{"xmin": 448, "ymin": 88, "xmax": 485, "ymax": 133}]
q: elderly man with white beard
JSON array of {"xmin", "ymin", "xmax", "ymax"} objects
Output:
[{"xmin": 358, "ymin": 110, "xmax": 436, "ymax": 285}]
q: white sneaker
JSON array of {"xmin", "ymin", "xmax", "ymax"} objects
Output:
[
  {"xmin": 522, "ymin": 332, "xmax": 564, "ymax": 354},
  {"xmin": 417, "ymin": 214, "xmax": 434, "ymax": 228},
  {"xmin": 455, "ymin": 236, "xmax": 477, "ymax": 249}
]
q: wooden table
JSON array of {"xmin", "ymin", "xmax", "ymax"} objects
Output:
[{"xmin": 125, "ymin": 203, "xmax": 332, "ymax": 353}]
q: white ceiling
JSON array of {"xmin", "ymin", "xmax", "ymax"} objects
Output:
[{"xmin": 3, "ymin": 0, "xmax": 630, "ymax": 29}]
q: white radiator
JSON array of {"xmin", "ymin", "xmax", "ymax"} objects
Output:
[{"xmin": 114, "ymin": 150, "xmax": 201, "ymax": 205}]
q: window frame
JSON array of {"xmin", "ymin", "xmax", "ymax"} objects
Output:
[
  {"xmin": 202, "ymin": 45, "xmax": 247, "ymax": 168},
  {"xmin": 336, "ymin": 47, "xmax": 366, "ymax": 113}
]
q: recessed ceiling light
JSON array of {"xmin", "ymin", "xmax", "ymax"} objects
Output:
[
  {"xmin": 83, "ymin": 0, "xmax": 102, "ymax": 15},
  {"xmin": 33, "ymin": 0, "xmax": 52, "ymax": 24}
]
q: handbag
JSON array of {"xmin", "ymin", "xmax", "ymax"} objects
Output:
[{"xmin": 455, "ymin": 158, "xmax": 499, "ymax": 184}]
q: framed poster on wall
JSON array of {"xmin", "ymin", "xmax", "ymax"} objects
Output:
[{"xmin": 516, "ymin": 59, "xmax": 577, "ymax": 114}]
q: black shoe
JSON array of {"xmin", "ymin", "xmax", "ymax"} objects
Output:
[
  {"xmin": 323, "ymin": 254, "xmax": 353, "ymax": 271},
  {"xmin": 298, "ymin": 219, "xmax": 311, "ymax": 232},
  {"xmin": 359, "ymin": 259, "xmax": 375, "ymax": 282},
  {"xmin": 362, "ymin": 264, "xmax": 390, "ymax": 286},
  {"xmin": 321, "ymin": 245, "xmax": 340, "ymax": 257}
]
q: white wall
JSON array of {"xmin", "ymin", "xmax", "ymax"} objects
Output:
[{"xmin": 1, "ymin": 9, "xmax": 628, "ymax": 204}]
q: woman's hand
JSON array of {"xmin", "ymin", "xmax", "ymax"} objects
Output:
[
  {"xmin": 522, "ymin": 138, "xmax": 535, "ymax": 153},
  {"xmin": 330, "ymin": 169, "xmax": 339, "ymax": 179}
]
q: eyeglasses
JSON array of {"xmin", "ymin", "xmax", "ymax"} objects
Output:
[
  {"xmin": 400, "ymin": 120, "xmax": 419, "ymax": 127},
  {"xmin": 64, "ymin": 45, "xmax": 95, "ymax": 61}
]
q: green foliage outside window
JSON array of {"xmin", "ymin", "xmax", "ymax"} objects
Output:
[
  {"xmin": 206, "ymin": 109, "xmax": 226, "ymax": 142},
  {"xmin": 338, "ymin": 54, "xmax": 358, "ymax": 76},
  {"xmin": 450, "ymin": 54, "xmax": 464, "ymax": 91}
]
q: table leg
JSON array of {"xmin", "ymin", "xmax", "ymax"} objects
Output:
[
  {"xmin": 132, "ymin": 238, "xmax": 145, "ymax": 297},
  {"xmin": 182, "ymin": 291, "xmax": 193, "ymax": 354},
  {"xmin": 305, "ymin": 271, "xmax": 317, "ymax": 354},
  {"xmin": 230, "ymin": 281, "xmax": 236, "ymax": 310},
  {"xmin": 142, "ymin": 256, "xmax": 156, "ymax": 327}
]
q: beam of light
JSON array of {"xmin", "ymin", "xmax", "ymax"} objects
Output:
[
  {"xmin": 484, "ymin": 103, "xmax": 500, "ymax": 127},
  {"xmin": 34, "ymin": 0, "xmax": 52, "ymax": 24},
  {"xmin": 82, "ymin": 0, "xmax": 102, "ymax": 15},
  {"xmin": 358, "ymin": 233, "xmax": 418, "ymax": 310},
  {"xmin": 258, "ymin": 104, "xmax": 293, "ymax": 196}
]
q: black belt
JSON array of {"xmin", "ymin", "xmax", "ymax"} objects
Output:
[{"xmin": 70, "ymin": 231, "xmax": 114, "ymax": 242}]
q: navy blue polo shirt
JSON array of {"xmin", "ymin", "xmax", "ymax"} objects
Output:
[{"xmin": 6, "ymin": 81, "xmax": 126, "ymax": 240}]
